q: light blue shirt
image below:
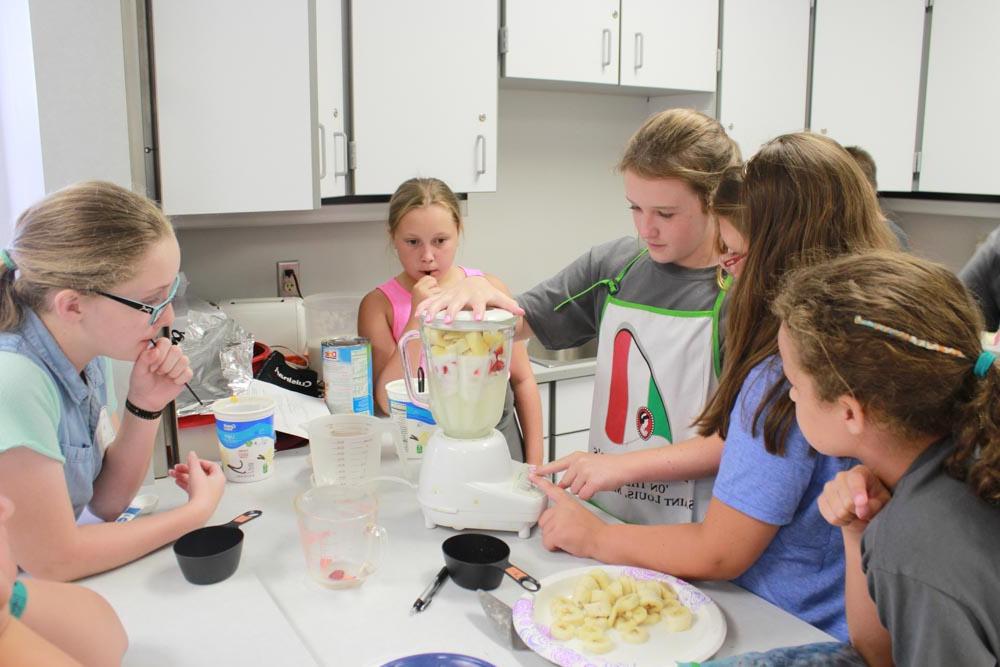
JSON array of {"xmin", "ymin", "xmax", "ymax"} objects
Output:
[
  {"xmin": 713, "ymin": 356, "xmax": 854, "ymax": 641},
  {"xmin": 0, "ymin": 310, "xmax": 112, "ymax": 518}
]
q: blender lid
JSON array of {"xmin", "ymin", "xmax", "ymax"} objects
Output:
[{"xmin": 427, "ymin": 309, "xmax": 516, "ymax": 330}]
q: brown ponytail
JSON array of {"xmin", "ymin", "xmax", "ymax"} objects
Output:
[{"xmin": 773, "ymin": 250, "xmax": 1000, "ymax": 504}]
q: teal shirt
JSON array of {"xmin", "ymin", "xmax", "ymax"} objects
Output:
[{"xmin": 0, "ymin": 310, "xmax": 116, "ymax": 518}]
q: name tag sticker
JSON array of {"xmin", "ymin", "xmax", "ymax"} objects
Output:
[{"xmin": 95, "ymin": 407, "xmax": 117, "ymax": 452}]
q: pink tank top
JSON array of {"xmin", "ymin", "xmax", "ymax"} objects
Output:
[{"xmin": 376, "ymin": 266, "xmax": 485, "ymax": 342}]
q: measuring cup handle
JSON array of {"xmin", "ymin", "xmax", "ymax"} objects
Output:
[
  {"xmin": 366, "ymin": 524, "xmax": 388, "ymax": 572},
  {"xmin": 397, "ymin": 331, "xmax": 429, "ymax": 409},
  {"xmin": 224, "ymin": 510, "xmax": 263, "ymax": 528},
  {"xmin": 504, "ymin": 564, "xmax": 541, "ymax": 592}
]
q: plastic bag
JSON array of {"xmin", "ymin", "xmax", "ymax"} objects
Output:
[{"xmin": 174, "ymin": 297, "xmax": 254, "ymax": 416}]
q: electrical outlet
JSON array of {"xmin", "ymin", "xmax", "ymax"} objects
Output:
[{"xmin": 277, "ymin": 260, "xmax": 301, "ymax": 297}]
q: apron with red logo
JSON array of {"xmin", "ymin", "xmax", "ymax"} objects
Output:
[{"xmin": 574, "ymin": 252, "xmax": 725, "ymax": 525}]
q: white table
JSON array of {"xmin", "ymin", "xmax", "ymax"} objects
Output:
[{"xmin": 81, "ymin": 445, "xmax": 833, "ymax": 667}]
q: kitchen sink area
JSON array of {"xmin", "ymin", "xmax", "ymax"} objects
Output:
[{"xmin": 527, "ymin": 337, "xmax": 599, "ymax": 367}]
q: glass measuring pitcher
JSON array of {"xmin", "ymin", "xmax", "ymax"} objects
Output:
[
  {"xmin": 398, "ymin": 310, "xmax": 516, "ymax": 439},
  {"xmin": 294, "ymin": 484, "xmax": 387, "ymax": 589}
]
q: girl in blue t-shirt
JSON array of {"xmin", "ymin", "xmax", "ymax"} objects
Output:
[
  {"xmin": 527, "ymin": 133, "xmax": 899, "ymax": 640},
  {"xmin": 0, "ymin": 181, "xmax": 225, "ymax": 581},
  {"xmin": 775, "ymin": 251, "xmax": 1000, "ymax": 665}
]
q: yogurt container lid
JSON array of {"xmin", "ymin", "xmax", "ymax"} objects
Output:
[
  {"xmin": 425, "ymin": 308, "xmax": 516, "ymax": 331},
  {"xmin": 211, "ymin": 395, "xmax": 276, "ymax": 420}
]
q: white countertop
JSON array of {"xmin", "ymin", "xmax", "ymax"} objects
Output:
[
  {"xmin": 80, "ymin": 444, "xmax": 832, "ymax": 667},
  {"xmin": 530, "ymin": 359, "xmax": 597, "ymax": 383}
]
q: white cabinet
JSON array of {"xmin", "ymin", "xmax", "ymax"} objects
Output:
[
  {"xmin": 554, "ymin": 375, "xmax": 596, "ymax": 436},
  {"xmin": 316, "ymin": 0, "xmax": 348, "ymax": 198},
  {"xmin": 504, "ymin": 0, "xmax": 620, "ymax": 85},
  {"xmin": 539, "ymin": 382, "xmax": 551, "ymax": 436},
  {"xmin": 810, "ymin": 0, "xmax": 924, "ymax": 191},
  {"xmin": 920, "ymin": 0, "xmax": 1000, "ymax": 195},
  {"xmin": 552, "ymin": 430, "xmax": 590, "ymax": 466},
  {"xmin": 619, "ymin": 0, "xmax": 718, "ymax": 92},
  {"xmin": 151, "ymin": 0, "xmax": 319, "ymax": 215},
  {"xmin": 2, "ymin": 0, "xmax": 135, "ymax": 223},
  {"xmin": 350, "ymin": 0, "xmax": 498, "ymax": 195},
  {"xmin": 718, "ymin": 0, "xmax": 809, "ymax": 159},
  {"xmin": 504, "ymin": 0, "xmax": 716, "ymax": 92}
]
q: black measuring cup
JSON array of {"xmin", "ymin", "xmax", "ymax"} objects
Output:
[
  {"xmin": 442, "ymin": 533, "xmax": 540, "ymax": 592},
  {"xmin": 174, "ymin": 510, "xmax": 262, "ymax": 584}
]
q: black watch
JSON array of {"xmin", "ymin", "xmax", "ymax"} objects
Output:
[{"xmin": 125, "ymin": 398, "xmax": 163, "ymax": 421}]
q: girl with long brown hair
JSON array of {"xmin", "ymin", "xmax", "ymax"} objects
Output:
[
  {"xmin": 0, "ymin": 181, "xmax": 225, "ymax": 581},
  {"xmin": 527, "ymin": 133, "xmax": 898, "ymax": 640},
  {"xmin": 775, "ymin": 251, "xmax": 1000, "ymax": 665}
]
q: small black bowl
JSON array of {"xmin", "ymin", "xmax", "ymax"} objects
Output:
[
  {"xmin": 442, "ymin": 533, "xmax": 540, "ymax": 592},
  {"xmin": 174, "ymin": 510, "xmax": 262, "ymax": 585}
]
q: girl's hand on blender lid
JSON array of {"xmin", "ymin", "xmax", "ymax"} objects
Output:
[{"xmin": 417, "ymin": 276, "xmax": 524, "ymax": 323}]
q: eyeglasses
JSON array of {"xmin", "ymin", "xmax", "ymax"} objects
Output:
[{"xmin": 96, "ymin": 275, "xmax": 181, "ymax": 326}]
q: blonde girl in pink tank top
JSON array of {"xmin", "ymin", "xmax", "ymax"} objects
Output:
[{"xmin": 357, "ymin": 178, "xmax": 543, "ymax": 465}]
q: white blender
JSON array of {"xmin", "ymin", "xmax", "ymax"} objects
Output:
[{"xmin": 399, "ymin": 309, "xmax": 545, "ymax": 538}]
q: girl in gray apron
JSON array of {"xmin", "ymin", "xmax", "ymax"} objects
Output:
[{"xmin": 557, "ymin": 249, "xmax": 726, "ymax": 524}]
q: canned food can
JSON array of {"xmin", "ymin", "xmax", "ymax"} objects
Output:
[{"xmin": 322, "ymin": 337, "xmax": 373, "ymax": 415}]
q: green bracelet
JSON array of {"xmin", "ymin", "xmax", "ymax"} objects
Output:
[{"xmin": 8, "ymin": 579, "xmax": 26, "ymax": 619}]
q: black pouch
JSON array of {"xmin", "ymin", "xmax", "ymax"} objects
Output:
[{"xmin": 255, "ymin": 350, "xmax": 322, "ymax": 398}]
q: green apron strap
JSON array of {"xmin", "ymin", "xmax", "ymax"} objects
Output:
[
  {"xmin": 554, "ymin": 248, "xmax": 649, "ymax": 311},
  {"xmin": 710, "ymin": 274, "xmax": 731, "ymax": 378}
]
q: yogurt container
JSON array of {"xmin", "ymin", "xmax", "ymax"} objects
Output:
[
  {"xmin": 385, "ymin": 379, "xmax": 435, "ymax": 459},
  {"xmin": 212, "ymin": 396, "xmax": 276, "ymax": 483}
]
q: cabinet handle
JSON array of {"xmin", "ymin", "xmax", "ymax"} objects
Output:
[
  {"xmin": 634, "ymin": 32, "xmax": 644, "ymax": 70},
  {"xmin": 333, "ymin": 131, "xmax": 348, "ymax": 177},
  {"xmin": 317, "ymin": 123, "xmax": 327, "ymax": 180},
  {"xmin": 601, "ymin": 28, "xmax": 612, "ymax": 68},
  {"xmin": 475, "ymin": 134, "xmax": 487, "ymax": 176}
]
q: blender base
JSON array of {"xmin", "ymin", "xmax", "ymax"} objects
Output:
[{"xmin": 417, "ymin": 429, "xmax": 545, "ymax": 539}]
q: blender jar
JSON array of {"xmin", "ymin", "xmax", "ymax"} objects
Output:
[{"xmin": 399, "ymin": 309, "xmax": 516, "ymax": 439}]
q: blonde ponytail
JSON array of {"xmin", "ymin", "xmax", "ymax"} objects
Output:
[{"xmin": 0, "ymin": 181, "xmax": 174, "ymax": 331}]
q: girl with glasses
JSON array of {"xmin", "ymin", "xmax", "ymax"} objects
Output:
[{"xmin": 0, "ymin": 181, "xmax": 225, "ymax": 581}]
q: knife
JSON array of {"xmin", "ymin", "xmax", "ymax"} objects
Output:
[{"xmin": 477, "ymin": 589, "xmax": 528, "ymax": 650}]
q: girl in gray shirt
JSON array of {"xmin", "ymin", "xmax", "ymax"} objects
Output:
[{"xmin": 773, "ymin": 251, "xmax": 1000, "ymax": 667}]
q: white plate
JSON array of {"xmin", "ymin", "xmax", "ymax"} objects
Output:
[{"xmin": 512, "ymin": 565, "xmax": 726, "ymax": 667}]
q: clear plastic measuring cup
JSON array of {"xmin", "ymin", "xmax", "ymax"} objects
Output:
[{"xmin": 306, "ymin": 413, "xmax": 414, "ymax": 487}]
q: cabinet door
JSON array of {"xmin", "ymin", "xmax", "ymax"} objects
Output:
[
  {"xmin": 538, "ymin": 382, "xmax": 551, "ymax": 438},
  {"xmin": 554, "ymin": 376, "xmax": 596, "ymax": 435},
  {"xmin": 151, "ymin": 0, "xmax": 319, "ymax": 215},
  {"xmin": 316, "ymin": 0, "xmax": 348, "ymax": 198},
  {"xmin": 810, "ymin": 0, "xmax": 924, "ymax": 191},
  {"xmin": 351, "ymin": 0, "xmax": 498, "ymax": 195},
  {"xmin": 551, "ymin": 431, "xmax": 590, "ymax": 480},
  {"xmin": 504, "ymin": 0, "xmax": 620, "ymax": 85},
  {"xmin": 719, "ymin": 0, "xmax": 809, "ymax": 159},
  {"xmin": 920, "ymin": 0, "xmax": 1000, "ymax": 195},
  {"xmin": 619, "ymin": 0, "xmax": 718, "ymax": 92}
]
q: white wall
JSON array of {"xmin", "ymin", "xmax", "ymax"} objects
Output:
[
  {"xmin": 0, "ymin": 0, "xmax": 44, "ymax": 238},
  {"xmin": 176, "ymin": 88, "xmax": 647, "ymax": 300},
  {"xmin": 887, "ymin": 202, "xmax": 1000, "ymax": 273}
]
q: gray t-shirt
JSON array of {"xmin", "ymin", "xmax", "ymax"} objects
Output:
[
  {"xmin": 960, "ymin": 225, "xmax": 1000, "ymax": 331},
  {"xmin": 518, "ymin": 237, "xmax": 725, "ymax": 350},
  {"xmin": 861, "ymin": 437, "xmax": 1000, "ymax": 666}
]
